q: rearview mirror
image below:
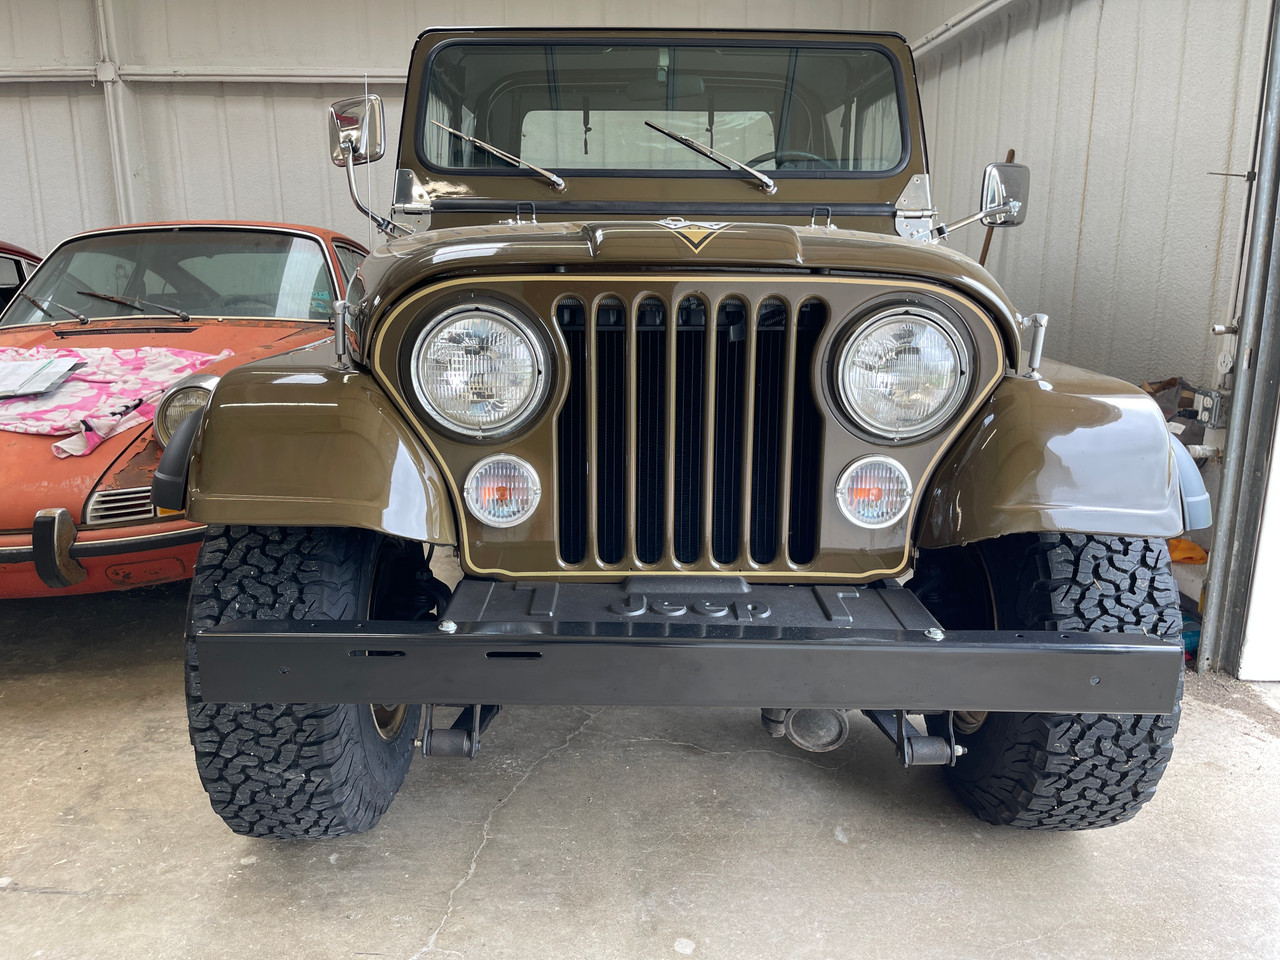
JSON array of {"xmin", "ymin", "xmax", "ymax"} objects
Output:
[
  {"xmin": 980, "ymin": 162, "xmax": 1030, "ymax": 227},
  {"xmin": 329, "ymin": 95, "xmax": 385, "ymax": 167},
  {"xmin": 625, "ymin": 75, "xmax": 706, "ymax": 101}
]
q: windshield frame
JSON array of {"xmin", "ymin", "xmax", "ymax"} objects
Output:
[
  {"xmin": 415, "ymin": 37, "xmax": 912, "ymax": 183},
  {"xmin": 0, "ymin": 224, "xmax": 346, "ymax": 329}
]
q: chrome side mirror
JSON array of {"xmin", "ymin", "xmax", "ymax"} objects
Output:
[
  {"xmin": 328, "ymin": 95, "xmax": 408, "ymax": 240},
  {"xmin": 329, "ymin": 95, "xmax": 385, "ymax": 167},
  {"xmin": 980, "ymin": 162, "xmax": 1029, "ymax": 227}
]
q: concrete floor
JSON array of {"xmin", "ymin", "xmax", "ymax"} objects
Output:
[{"xmin": 2, "ymin": 582, "xmax": 1279, "ymax": 960}]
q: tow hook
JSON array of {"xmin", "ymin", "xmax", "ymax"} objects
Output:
[
  {"xmin": 416, "ymin": 703, "xmax": 501, "ymax": 758},
  {"xmin": 863, "ymin": 709, "xmax": 967, "ymax": 767}
]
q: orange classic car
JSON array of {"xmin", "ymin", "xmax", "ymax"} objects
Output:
[{"xmin": 0, "ymin": 221, "xmax": 367, "ymax": 597}]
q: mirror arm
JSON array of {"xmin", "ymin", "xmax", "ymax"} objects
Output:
[
  {"xmin": 912, "ymin": 202, "xmax": 1014, "ymax": 242},
  {"xmin": 340, "ymin": 141, "xmax": 412, "ymax": 240}
]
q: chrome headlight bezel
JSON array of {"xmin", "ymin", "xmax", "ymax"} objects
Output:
[
  {"xmin": 834, "ymin": 305, "xmax": 970, "ymax": 441},
  {"xmin": 408, "ymin": 301, "xmax": 550, "ymax": 440},
  {"xmin": 153, "ymin": 374, "xmax": 220, "ymax": 447}
]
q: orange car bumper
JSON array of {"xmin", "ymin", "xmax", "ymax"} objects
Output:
[{"xmin": 0, "ymin": 512, "xmax": 205, "ymax": 598}]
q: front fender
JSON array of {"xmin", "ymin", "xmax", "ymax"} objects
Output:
[
  {"xmin": 918, "ymin": 359, "xmax": 1184, "ymax": 549},
  {"xmin": 184, "ymin": 345, "xmax": 455, "ymax": 544}
]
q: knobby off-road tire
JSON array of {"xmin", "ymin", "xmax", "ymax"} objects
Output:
[
  {"xmin": 912, "ymin": 533, "xmax": 1182, "ymax": 830},
  {"xmin": 185, "ymin": 526, "xmax": 421, "ymax": 838}
]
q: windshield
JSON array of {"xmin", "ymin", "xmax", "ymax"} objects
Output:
[
  {"xmin": 421, "ymin": 42, "xmax": 905, "ymax": 177},
  {"xmin": 0, "ymin": 229, "xmax": 336, "ymax": 328}
]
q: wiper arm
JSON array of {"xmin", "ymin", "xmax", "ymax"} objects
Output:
[
  {"xmin": 644, "ymin": 120, "xmax": 776, "ymax": 195},
  {"xmin": 19, "ymin": 292, "xmax": 89, "ymax": 324},
  {"xmin": 77, "ymin": 290, "xmax": 190, "ymax": 322},
  {"xmin": 431, "ymin": 120, "xmax": 566, "ymax": 193}
]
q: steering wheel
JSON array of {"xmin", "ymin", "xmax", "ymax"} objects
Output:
[{"xmin": 746, "ymin": 149, "xmax": 839, "ymax": 170}]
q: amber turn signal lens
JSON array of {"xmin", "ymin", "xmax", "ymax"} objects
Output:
[
  {"xmin": 836, "ymin": 456, "xmax": 912, "ymax": 528},
  {"xmin": 464, "ymin": 455, "xmax": 541, "ymax": 528}
]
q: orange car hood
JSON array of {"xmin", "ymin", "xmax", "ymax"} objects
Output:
[{"xmin": 0, "ymin": 318, "xmax": 332, "ymax": 530}]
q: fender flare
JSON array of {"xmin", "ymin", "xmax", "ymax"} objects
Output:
[
  {"xmin": 918, "ymin": 360, "xmax": 1199, "ymax": 549},
  {"xmin": 162, "ymin": 346, "xmax": 455, "ymax": 544}
]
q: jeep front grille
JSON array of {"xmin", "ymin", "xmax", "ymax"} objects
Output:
[
  {"xmin": 555, "ymin": 294, "xmax": 825, "ymax": 569},
  {"xmin": 84, "ymin": 487, "xmax": 156, "ymax": 526}
]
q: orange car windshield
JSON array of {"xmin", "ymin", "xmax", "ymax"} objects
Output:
[{"xmin": 0, "ymin": 229, "xmax": 335, "ymax": 327}]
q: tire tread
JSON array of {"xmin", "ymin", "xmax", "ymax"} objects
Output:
[
  {"xmin": 186, "ymin": 526, "xmax": 415, "ymax": 839},
  {"xmin": 940, "ymin": 534, "xmax": 1182, "ymax": 830}
]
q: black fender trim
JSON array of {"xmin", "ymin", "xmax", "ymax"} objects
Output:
[{"xmin": 152, "ymin": 412, "xmax": 202, "ymax": 512}]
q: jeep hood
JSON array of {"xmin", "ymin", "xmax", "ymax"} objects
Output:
[{"xmin": 355, "ymin": 220, "xmax": 1020, "ymax": 356}]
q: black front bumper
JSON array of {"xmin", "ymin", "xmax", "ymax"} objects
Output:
[{"xmin": 195, "ymin": 578, "xmax": 1184, "ymax": 714}]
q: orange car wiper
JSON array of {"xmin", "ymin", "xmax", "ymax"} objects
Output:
[
  {"xmin": 18, "ymin": 291, "xmax": 89, "ymax": 324},
  {"xmin": 77, "ymin": 289, "xmax": 190, "ymax": 323}
]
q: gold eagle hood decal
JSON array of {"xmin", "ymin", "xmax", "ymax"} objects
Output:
[{"xmin": 657, "ymin": 217, "xmax": 731, "ymax": 252}]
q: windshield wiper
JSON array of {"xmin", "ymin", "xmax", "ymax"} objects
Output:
[
  {"xmin": 77, "ymin": 290, "xmax": 190, "ymax": 322},
  {"xmin": 430, "ymin": 120, "xmax": 566, "ymax": 193},
  {"xmin": 644, "ymin": 120, "xmax": 776, "ymax": 195},
  {"xmin": 19, "ymin": 292, "xmax": 89, "ymax": 324}
]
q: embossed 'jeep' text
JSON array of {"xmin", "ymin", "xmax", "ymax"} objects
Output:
[{"xmin": 607, "ymin": 595, "xmax": 772, "ymax": 620}]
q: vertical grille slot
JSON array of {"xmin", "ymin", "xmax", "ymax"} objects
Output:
[
  {"xmin": 596, "ymin": 297, "xmax": 627, "ymax": 564},
  {"xmin": 556, "ymin": 298, "xmax": 588, "ymax": 564},
  {"xmin": 553, "ymin": 284, "xmax": 824, "ymax": 571},
  {"xmin": 673, "ymin": 296, "xmax": 707, "ymax": 563},
  {"xmin": 635, "ymin": 297, "xmax": 667, "ymax": 564},
  {"xmin": 711, "ymin": 299, "xmax": 747, "ymax": 563},
  {"xmin": 787, "ymin": 299, "xmax": 827, "ymax": 565},
  {"xmin": 750, "ymin": 298, "xmax": 789, "ymax": 563}
]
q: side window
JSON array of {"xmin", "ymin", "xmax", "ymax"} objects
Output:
[
  {"xmin": 0, "ymin": 256, "xmax": 21, "ymax": 311},
  {"xmin": 333, "ymin": 244, "xmax": 366, "ymax": 285},
  {"xmin": 143, "ymin": 270, "xmax": 177, "ymax": 296}
]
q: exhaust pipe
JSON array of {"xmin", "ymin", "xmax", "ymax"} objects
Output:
[{"xmin": 761, "ymin": 707, "xmax": 850, "ymax": 753}]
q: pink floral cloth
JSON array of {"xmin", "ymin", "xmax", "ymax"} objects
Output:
[{"xmin": 0, "ymin": 346, "xmax": 232, "ymax": 457}]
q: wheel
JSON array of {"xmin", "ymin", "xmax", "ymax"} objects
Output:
[
  {"xmin": 185, "ymin": 526, "xmax": 424, "ymax": 838},
  {"xmin": 911, "ymin": 533, "xmax": 1182, "ymax": 830},
  {"xmin": 745, "ymin": 149, "xmax": 838, "ymax": 170}
]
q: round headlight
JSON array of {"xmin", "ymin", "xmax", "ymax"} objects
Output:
[
  {"xmin": 410, "ymin": 303, "xmax": 548, "ymax": 438},
  {"xmin": 836, "ymin": 456, "xmax": 913, "ymax": 529},
  {"xmin": 154, "ymin": 375, "xmax": 219, "ymax": 447},
  {"xmin": 837, "ymin": 307, "xmax": 967, "ymax": 439},
  {"xmin": 464, "ymin": 455, "xmax": 541, "ymax": 528}
]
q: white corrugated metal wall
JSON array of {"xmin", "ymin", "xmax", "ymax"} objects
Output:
[{"xmin": 912, "ymin": 0, "xmax": 1266, "ymax": 389}]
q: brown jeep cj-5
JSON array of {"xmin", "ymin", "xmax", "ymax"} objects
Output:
[{"xmin": 154, "ymin": 27, "xmax": 1212, "ymax": 838}]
